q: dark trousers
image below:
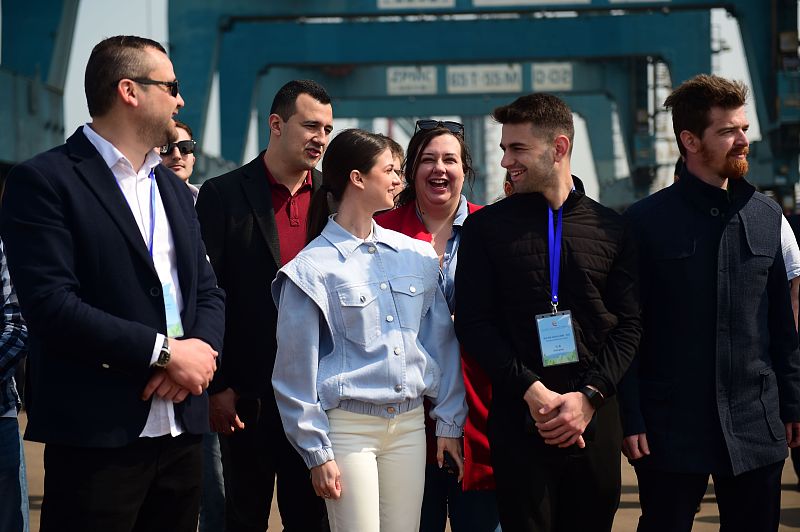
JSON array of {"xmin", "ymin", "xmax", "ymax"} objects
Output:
[
  {"xmin": 220, "ymin": 397, "xmax": 328, "ymax": 532},
  {"xmin": 419, "ymin": 463, "xmax": 502, "ymax": 532},
  {"xmin": 490, "ymin": 400, "xmax": 622, "ymax": 532},
  {"xmin": 0, "ymin": 417, "xmax": 23, "ymax": 532},
  {"xmin": 635, "ymin": 460, "xmax": 784, "ymax": 532},
  {"xmin": 40, "ymin": 433, "xmax": 202, "ymax": 532}
]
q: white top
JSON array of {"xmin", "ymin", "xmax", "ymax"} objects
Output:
[{"xmin": 781, "ymin": 215, "xmax": 800, "ymax": 281}]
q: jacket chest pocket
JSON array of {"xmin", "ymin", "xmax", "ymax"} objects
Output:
[
  {"xmin": 652, "ymin": 238, "xmax": 696, "ymax": 285},
  {"xmin": 742, "ymin": 221, "xmax": 777, "ymax": 276},
  {"xmin": 337, "ymin": 282, "xmax": 381, "ymax": 347},
  {"xmin": 389, "ymin": 275, "xmax": 425, "ymax": 331}
]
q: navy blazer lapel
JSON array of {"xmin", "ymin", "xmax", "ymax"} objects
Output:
[
  {"xmin": 68, "ymin": 131, "xmax": 154, "ymax": 272},
  {"xmin": 240, "ymin": 155, "xmax": 282, "ymax": 267},
  {"xmin": 155, "ymin": 167, "xmax": 193, "ymax": 307}
]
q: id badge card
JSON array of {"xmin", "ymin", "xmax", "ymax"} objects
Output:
[
  {"xmin": 162, "ymin": 282, "xmax": 185, "ymax": 338},
  {"xmin": 535, "ymin": 310, "xmax": 579, "ymax": 367}
]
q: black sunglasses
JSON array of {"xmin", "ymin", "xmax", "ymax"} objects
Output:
[
  {"xmin": 130, "ymin": 78, "xmax": 180, "ymax": 98},
  {"xmin": 414, "ymin": 120, "xmax": 465, "ymax": 136},
  {"xmin": 160, "ymin": 139, "xmax": 196, "ymax": 156}
]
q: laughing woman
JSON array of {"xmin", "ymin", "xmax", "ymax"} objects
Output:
[{"xmin": 271, "ymin": 128, "xmax": 467, "ymax": 532}]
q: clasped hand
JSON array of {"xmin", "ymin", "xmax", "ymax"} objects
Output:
[
  {"xmin": 141, "ymin": 338, "xmax": 218, "ymax": 403},
  {"xmin": 524, "ymin": 381, "xmax": 594, "ymax": 448}
]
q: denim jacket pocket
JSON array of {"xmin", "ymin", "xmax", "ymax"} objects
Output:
[
  {"xmin": 389, "ymin": 275, "xmax": 425, "ymax": 331},
  {"xmin": 337, "ymin": 281, "xmax": 381, "ymax": 347}
]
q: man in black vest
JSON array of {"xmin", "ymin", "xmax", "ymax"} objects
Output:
[
  {"xmin": 455, "ymin": 93, "xmax": 641, "ymax": 531},
  {"xmin": 196, "ymin": 80, "xmax": 332, "ymax": 531},
  {"xmin": 621, "ymin": 74, "xmax": 800, "ymax": 532}
]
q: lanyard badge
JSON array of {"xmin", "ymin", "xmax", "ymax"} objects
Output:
[
  {"xmin": 148, "ymin": 170, "xmax": 184, "ymax": 338},
  {"xmin": 535, "ymin": 206, "xmax": 578, "ymax": 367}
]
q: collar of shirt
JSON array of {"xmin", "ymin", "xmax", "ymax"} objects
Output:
[
  {"xmin": 322, "ymin": 216, "xmax": 401, "ymax": 260},
  {"xmin": 263, "ymin": 161, "xmax": 313, "ymax": 194},
  {"xmin": 414, "ymin": 194, "xmax": 469, "ymax": 229},
  {"xmin": 82, "ymin": 124, "xmax": 162, "ymax": 179}
]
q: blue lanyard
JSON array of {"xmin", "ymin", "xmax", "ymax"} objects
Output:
[
  {"xmin": 147, "ymin": 169, "xmax": 156, "ymax": 258},
  {"xmin": 547, "ymin": 206, "xmax": 563, "ymax": 313}
]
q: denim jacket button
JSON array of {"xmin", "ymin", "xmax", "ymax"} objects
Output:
[
  {"xmin": 368, "ymin": 246, "xmax": 377, "ymax": 254},
  {"xmin": 380, "ymin": 283, "xmax": 388, "ymax": 290},
  {"xmin": 386, "ymin": 315, "xmax": 394, "ymax": 322},
  {"xmin": 394, "ymin": 384, "xmax": 402, "ymax": 392},
  {"xmin": 394, "ymin": 347, "xmax": 402, "ymax": 355},
  {"xmin": 409, "ymin": 286, "xmax": 417, "ymax": 293}
]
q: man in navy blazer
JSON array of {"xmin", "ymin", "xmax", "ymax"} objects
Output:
[{"xmin": 0, "ymin": 36, "xmax": 224, "ymax": 532}]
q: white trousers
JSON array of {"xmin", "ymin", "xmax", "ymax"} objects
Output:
[{"xmin": 325, "ymin": 406, "xmax": 426, "ymax": 532}]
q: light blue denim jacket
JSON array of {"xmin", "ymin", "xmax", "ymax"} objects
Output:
[{"xmin": 271, "ymin": 217, "xmax": 467, "ymax": 469}]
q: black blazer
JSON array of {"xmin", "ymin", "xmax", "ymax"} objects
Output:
[
  {"xmin": 195, "ymin": 153, "xmax": 321, "ymax": 399},
  {"xmin": 0, "ymin": 128, "xmax": 225, "ymax": 448}
]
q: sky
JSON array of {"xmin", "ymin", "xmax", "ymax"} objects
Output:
[{"xmin": 57, "ymin": 0, "xmax": 757, "ymax": 200}]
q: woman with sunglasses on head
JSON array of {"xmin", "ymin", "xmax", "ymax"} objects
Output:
[
  {"xmin": 271, "ymin": 128, "xmax": 467, "ymax": 532},
  {"xmin": 376, "ymin": 120, "xmax": 501, "ymax": 532}
]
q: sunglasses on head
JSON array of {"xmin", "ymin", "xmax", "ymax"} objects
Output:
[
  {"xmin": 160, "ymin": 139, "xmax": 196, "ymax": 156},
  {"xmin": 414, "ymin": 120, "xmax": 465, "ymax": 136},
  {"xmin": 129, "ymin": 77, "xmax": 180, "ymax": 98}
]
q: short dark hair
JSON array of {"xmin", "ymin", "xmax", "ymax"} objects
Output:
[
  {"xmin": 174, "ymin": 119, "xmax": 193, "ymax": 139},
  {"xmin": 306, "ymin": 129, "xmax": 390, "ymax": 243},
  {"xmin": 381, "ymin": 135, "xmax": 404, "ymax": 161},
  {"xmin": 270, "ymin": 80, "xmax": 331, "ymax": 122},
  {"xmin": 395, "ymin": 128, "xmax": 474, "ymax": 208},
  {"xmin": 492, "ymin": 93, "xmax": 575, "ymax": 150},
  {"xmin": 85, "ymin": 35, "xmax": 167, "ymax": 118},
  {"xmin": 664, "ymin": 74, "xmax": 748, "ymax": 157}
]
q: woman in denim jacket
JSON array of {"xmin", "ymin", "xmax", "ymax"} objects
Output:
[{"xmin": 272, "ymin": 129, "xmax": 467, "ymax": 532}]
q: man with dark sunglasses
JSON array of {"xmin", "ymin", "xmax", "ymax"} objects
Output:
[
  {"xmin": 0, "ymin": 35, "xmax": 224, "ymax": 532},
  {"xmin": 161, "ymin": 120, "xmax": 199, "ymax": 202},
  {"xmin": 196, "ymin": 79, "xmax": 332, "ymax": 532}
]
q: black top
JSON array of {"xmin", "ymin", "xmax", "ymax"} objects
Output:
[{"xmin": 454, "ymin": 177, "xmax": 641, "ymax": 438}]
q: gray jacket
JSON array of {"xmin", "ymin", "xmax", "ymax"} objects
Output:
[{"xmin": 621, "ymin": 172, "xmax": 800, "ymax": 475}]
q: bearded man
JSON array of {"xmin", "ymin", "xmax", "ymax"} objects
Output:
[
  {"xmin": 0, "ymin": 35, "xmax": 224, "ymax": 532},
  {"xmin": 620, "ymin": 74, "xmax": 800, "ymax": 532}
]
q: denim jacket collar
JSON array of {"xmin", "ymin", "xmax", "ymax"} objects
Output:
[
  {"xmin": 413, "ymin": 194, "xmax": 470, "ymax": 229},
  {"xmin": 322, "ymin": 215, "xmax": 401, "ymax": 260}
]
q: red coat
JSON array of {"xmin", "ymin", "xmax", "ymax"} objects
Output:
[{"xmin": 376, "ymin": 202, "xmax": 495, "ymax": 490}]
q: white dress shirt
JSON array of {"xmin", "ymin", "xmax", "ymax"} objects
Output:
[{"xmin": 83, "ymin": 124, "xmax": 184, "ymax": 437}]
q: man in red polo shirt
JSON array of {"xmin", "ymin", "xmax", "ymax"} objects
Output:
[{"xmin": 196, "ymin": 80, "xmax": 333, "ymax": 531}]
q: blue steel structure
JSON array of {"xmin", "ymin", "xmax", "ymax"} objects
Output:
[
  {"xmin": 1, "ymin": 1, "xmax": 796, "ymax": 205},
  {"xmin": 252, "ymin": 61, "xmax": 648, "ymax": 204},
  {"xmin": 0, "ymin": 0, "xmax": 77, "ymax": 168},
  {"xmin": 173, "ymin": 9, "xmax": 712, "ymax": 162},
  {"xmin": 166, "ymin": 0, "xmax": 798, "ymax": 207}
]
